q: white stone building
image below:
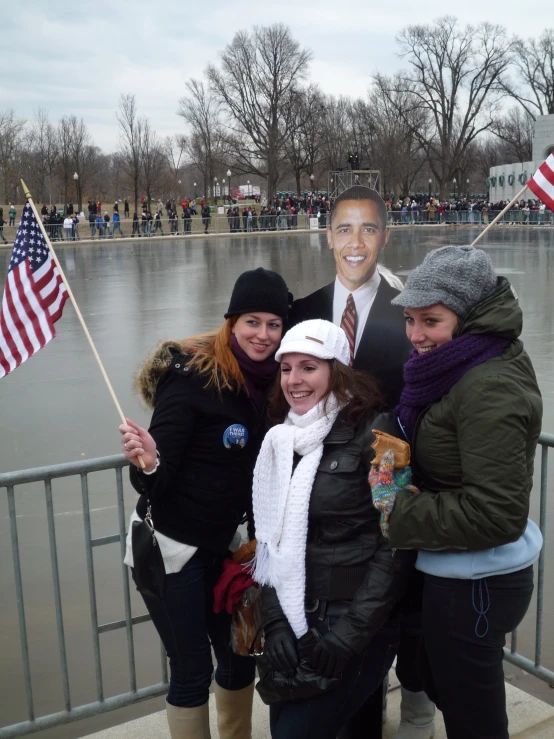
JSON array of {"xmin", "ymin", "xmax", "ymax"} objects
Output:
[{"xmin": 488, "ymin": 114, "xmax": 554, "ymax": 202}]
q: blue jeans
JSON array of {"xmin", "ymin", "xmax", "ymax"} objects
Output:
[
  {"xmin": 138, "ymin": 549, "xmax": 255, "ymax": 708},
  {"xmin": 269, "ymin": 607, "xmax": 399, "ymax": 739},
  {"xmin": 112, "ymin": 223, "xmax": 124, "ymax": 237},
  {"xmin": 420, "ymin": 566, "xmax": 534, "ymax": 739}
]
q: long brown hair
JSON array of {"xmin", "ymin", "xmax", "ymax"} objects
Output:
[
  {"xmin": 267, "ymin": 359, "xmax": 383, "ymax": 425},
  {"xmin": 182, "ymin": 318, "xmax": 246, "ymax": 393}
]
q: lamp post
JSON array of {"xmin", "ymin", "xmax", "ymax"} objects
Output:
[
  {"xmin": 428, "ymin": 177, "xmax": 432, "ymax": 199},
  {"xmin": 227, "ymin": 169, "xmax": 232, "ymax": 202},
  {"xmin": 466, "ymin": 178, "xmax": 470, "ymax": 199},
  {"xmin": 73, "ymin": 171, "xmax": 79, "ymax": 214},
  {"xmin": 222, "ymin": 179, "xmax": 226, "ymax": 202},
  {"xmin": 310, "ymin": 173, "xmax": 315, "ymax": 192},
  {"xmin": 193, "ymin": 182, "xmax": 197, "ymax": 200},
  {"xmin": 247, "ymin": 180, "xmax": 251, "ymax": 199},
  {"xmin": 214, "ymin": 177, "xmax": 218, "ymax": 204},
  {"xmin": 453, "ymin": 178, "xmax": 457, "ymax": 199}
]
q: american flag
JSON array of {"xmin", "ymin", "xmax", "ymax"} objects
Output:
[
  {"xmin": 528, "ymin": 154, "xmax": 554, "ymax": 211},
  {"xmin": 0, "ymin": 202, "xmax": 68, "ymax": 378}
]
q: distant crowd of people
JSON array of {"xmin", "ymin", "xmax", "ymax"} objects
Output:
[
  {"xmin": 1, "ymin": 191, "xmax": 553, "ymax": 246},
  {"xmin": 387, "ymin": 196, "xmax": 554, "ymax": 224}
]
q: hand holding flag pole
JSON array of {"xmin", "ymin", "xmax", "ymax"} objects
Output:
[
  {"xmin": 16, "ymin": 181, "xmax": 145, "ymax": 469},
  {"xmin": 472, "ymin": 154, "xmax": 554, "ymax": 247}
]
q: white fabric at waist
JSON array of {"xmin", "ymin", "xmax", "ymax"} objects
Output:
[{"xmin": 123, "ymin": 510, "xmax": 198, "ymax": 574}]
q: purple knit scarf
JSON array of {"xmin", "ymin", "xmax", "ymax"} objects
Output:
[
  {"xmin": 231, "ymin": 336, "xmax": 278, "ymax": 412},
  {"xmin": 395, "ymin": 334, "xmax": 510, "ymax": 441}
]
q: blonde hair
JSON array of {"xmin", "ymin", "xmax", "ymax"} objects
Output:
[{"xmin": 182, "ymin": 318, "xmax": 246, "ymax": 393}]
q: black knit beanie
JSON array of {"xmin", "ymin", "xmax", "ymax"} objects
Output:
[{"xmin": 224, "ymin": 268, "xmax": 292, "ymax": 320}]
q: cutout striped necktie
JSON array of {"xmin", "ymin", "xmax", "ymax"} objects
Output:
[{"xmin": 340, "ymin": 293, "xmax": 357, "ymax": 366}]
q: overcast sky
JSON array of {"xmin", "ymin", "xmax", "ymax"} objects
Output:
[{"xmin": 2, "ymin": 0, "xmax": 550, "ymax": 152}]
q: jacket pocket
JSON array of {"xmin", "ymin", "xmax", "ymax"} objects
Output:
[{"xmin": 315, "ymin": 452, "xmax": 364, "ymax": 511}]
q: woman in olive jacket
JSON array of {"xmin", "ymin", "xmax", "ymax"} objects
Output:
[
  {"xmin": 252, "ymin": 320, "xmax": 414, "ymax": 739},
  {"xmin": 378, "ymin": 246, "xmax": 543, "ymax": 739},
  {"xmin": 119, "ymin": 268, "xmax": 291, "ymax": 739}
]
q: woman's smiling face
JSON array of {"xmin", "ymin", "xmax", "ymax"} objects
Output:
[
  {"xmin": 403, "ymin": 304, "xmax": 459, "ymax": 354},
  {"xmin": 232, "ymin": 313, "xmax": 283, "ymax": 361},
  {"xmin": 280, "ymin": 353, "xmax": 332, "ymax": 415}
]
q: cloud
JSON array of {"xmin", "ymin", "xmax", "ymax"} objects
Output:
[{"xmin": 3, "ymin": 0, "xmax": 552, "ymax": 150}]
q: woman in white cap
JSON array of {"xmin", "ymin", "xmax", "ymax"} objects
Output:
[
  {"xmin": 252, "ymin": 319, "xmax": 414, "ymax": 739},
  {"xmin": 118, "ymin": 268, "xmax": 292, "ymax": 739},
  {"xmin": 371, "ymin": 246, "xmax": 543, "ymax": 739}
]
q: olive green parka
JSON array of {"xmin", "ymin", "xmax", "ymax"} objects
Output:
[{"xmin": 388, "ymin": 277, "xmax": 543, "ymax": 552}]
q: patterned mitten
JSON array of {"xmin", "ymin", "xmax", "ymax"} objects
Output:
[{"xmin": 369, "ymin": 450, "xmax": 419, "ymax": 537}]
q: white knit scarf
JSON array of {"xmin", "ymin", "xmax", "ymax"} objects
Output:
[{"xmin": 252, "ymin": 393, "xmax": 345, "ymax": 638}]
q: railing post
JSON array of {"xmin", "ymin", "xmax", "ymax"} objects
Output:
[
  {"xmin": 7, "ymin": 485, "xmax": 35, "ymax": 722},
  {"xmin": 115, "ymin": 467, "xmax": 137, "ymax": 693},
  {"xmin": 44, "ymin": 479, "xmax": 71, "ymax": 711},
  {"xmin": 535, "ymin": 444, "xmax": 548, "ymax": 667},
  {"xmin": 81, "ymin": 473, "xmax": 104, "ymax": 702}
]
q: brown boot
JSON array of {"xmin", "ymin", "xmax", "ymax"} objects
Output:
[
  {"xmin": 213, "ymin": 681, "xmax": 255, "ymax": 739},
  {"xmin": 165, "ymin": 700, "xmax": 211, "ymax": 739}
]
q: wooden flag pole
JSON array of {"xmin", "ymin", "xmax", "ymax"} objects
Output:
[
  {"xmin": 21, "ymin": 180, "xmax": 145, "ymax": 469},
  {"xmin": 471, "ymin": 183, "xmax": 528, "ymax": 247}
]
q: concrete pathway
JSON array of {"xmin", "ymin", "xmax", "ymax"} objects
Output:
[{"xmin": 83, "ymin": 678, "xmax": 554, "ymax": 739}]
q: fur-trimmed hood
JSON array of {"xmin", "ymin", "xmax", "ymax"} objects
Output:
[{"xmin": 134, "ymin": 339, "xmax": 188, "ymax": 409}]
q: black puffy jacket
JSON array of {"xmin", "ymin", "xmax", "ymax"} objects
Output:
[
  {"xmin": 130, "ymin": 344, "xmax": 266, "ymax": 553},
  {"xmin": 263, "ymin": 410, "xmax": 415, "ymax": 656}
]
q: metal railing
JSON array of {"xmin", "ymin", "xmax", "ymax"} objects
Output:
[
  {"xmin": 387, "ymin": 209, "xmax": 554, "ymax": 226},
  {"xmin": 0, "ymin": 455, "xmax": 167, "ymax": 739},
  {"xmin": 0, "ymin": 213, "xmax": 320, "ymax": 244},
  {"xmin": 0, "ymin": 435, "xmax": 552, "ymax": 737},
  {"xmin": 2, "ymin": 209, "xmax": 553, "ymax": 246}
]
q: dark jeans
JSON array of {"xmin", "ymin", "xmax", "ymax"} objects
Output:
[
  {"xmin": 269, "ymin": 606, "xmax": 399, "ymax": 739},
  {"xmin": 138, "ymin": 548, "xmax": 255, "ymax": 708},
  {"xmin": 396, "ymin": 569, "xmax": 425, "ymax": 693},
  {"xmin": 420, "ymin": 566, "xmax": 534, "ymax": 739}
]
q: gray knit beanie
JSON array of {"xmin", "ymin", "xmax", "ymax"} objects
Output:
[{"xmin": 391, "ymin": 245, "xmax": 498, "ymax": 316}]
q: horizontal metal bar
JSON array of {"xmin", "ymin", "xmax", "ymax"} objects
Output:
[
  {"xmin": 0, "ymin": 683, "xmax": 169, "ymax": 739},
  {"xmin": 91, "ymin": 535, "xmax": 121, "ymax": 548},
  {"xmin": 98, "ymin": 614, "xmax": 152, "ymax": 635},
  {"xmin": 503, "ymin": 648, "xmax": 554, "ymax": 685},
  {"xmin": 0, "ymin": 455, "xmax": 129, "ymax": 488},
  {"xmin": 539, "ymin": 432, "xmax": 554, "ymax": 447}
]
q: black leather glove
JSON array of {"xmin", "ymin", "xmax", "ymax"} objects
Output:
[
  {"xmin": 310, "ymin": 630, "xmax": 354, "ymax": 679},
  {"xmin": 263, "ymin": 621, "xmax": 299, "ymax": 677}
]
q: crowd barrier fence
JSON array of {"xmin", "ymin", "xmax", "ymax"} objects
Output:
[{"xmin": 0, "ymin": 433, "xmax": 553, "ymax": 737}]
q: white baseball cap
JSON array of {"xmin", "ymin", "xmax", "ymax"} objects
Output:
[{"xmin": 275, "ymin": 319, "xmax": 350, "ymax": 366}]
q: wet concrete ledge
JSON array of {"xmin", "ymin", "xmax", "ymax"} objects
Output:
[{"xmin": 83, "ymin": 679, "xmax": 554, "ymax": 739}]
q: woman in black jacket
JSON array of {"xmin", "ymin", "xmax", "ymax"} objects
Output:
[
  {"xmin": 252, "ymin": 319, "xmax": 414, "ymax": 739},
  {"xmin": 118, "ymin": 268, "xmax": 292, "ymax": 739}
]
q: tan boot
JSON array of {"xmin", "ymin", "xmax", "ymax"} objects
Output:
[
  {"xmin": 213, "ymin": 681, "xmax": 255, "ymax": 739},
  {"xmin": 395, "ymin": 687, "xmax": 436, "ymax": 739},
  {"xmin": 166, "ymin": 700, "xmax": 211, "ymax": 739}
]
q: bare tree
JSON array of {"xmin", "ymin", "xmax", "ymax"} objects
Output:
[
  {"xmin": 178, "ymin": 80, "xmax": 226, "ymax": 198},
  {"xmin": 206, "ymin": 24, "xmax": 312, "ymax": 200},
  {"xmin": 319, "ymin": 96, "xmax": 352, "ymax": 173},
  {"xmin": 491, "ymin": 106, "xmax": 533, "ymax": 162},
  {"xmin": 26, "ymin": 109, "xmax": 59, "ymax": 203},
  {"xmin": 116, "ymin": 94, "xmax": 144, "ymax": 214},
  {"xmin": 284, "ymin": 86, "xmax": 325, "ymax": 194},
  {"xmin": 365, "ymin": 83, "xmax": 426, "ymax": 198},
  {"xmin": 505, "ymin": 30, "xmax": 554, "ymax": 117},
  {"xmin": 377, "ymin": 17, "xmax": 513, "ymax": 198},
  {"xmin": 0, "ymin": 110, "xmax": 26, "ymax": 203},
  {"xmin": 141, "ymin": 121, "xmax": 166, "ymax": 208}
]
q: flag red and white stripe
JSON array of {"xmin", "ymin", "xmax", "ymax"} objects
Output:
[
  {"xmin": 528, "ymin": 154, "xmax": 554, "ymax": 211},
  {"xmin": 0, "ymin": 203, "xmax": 68, "ymax": 378}
]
